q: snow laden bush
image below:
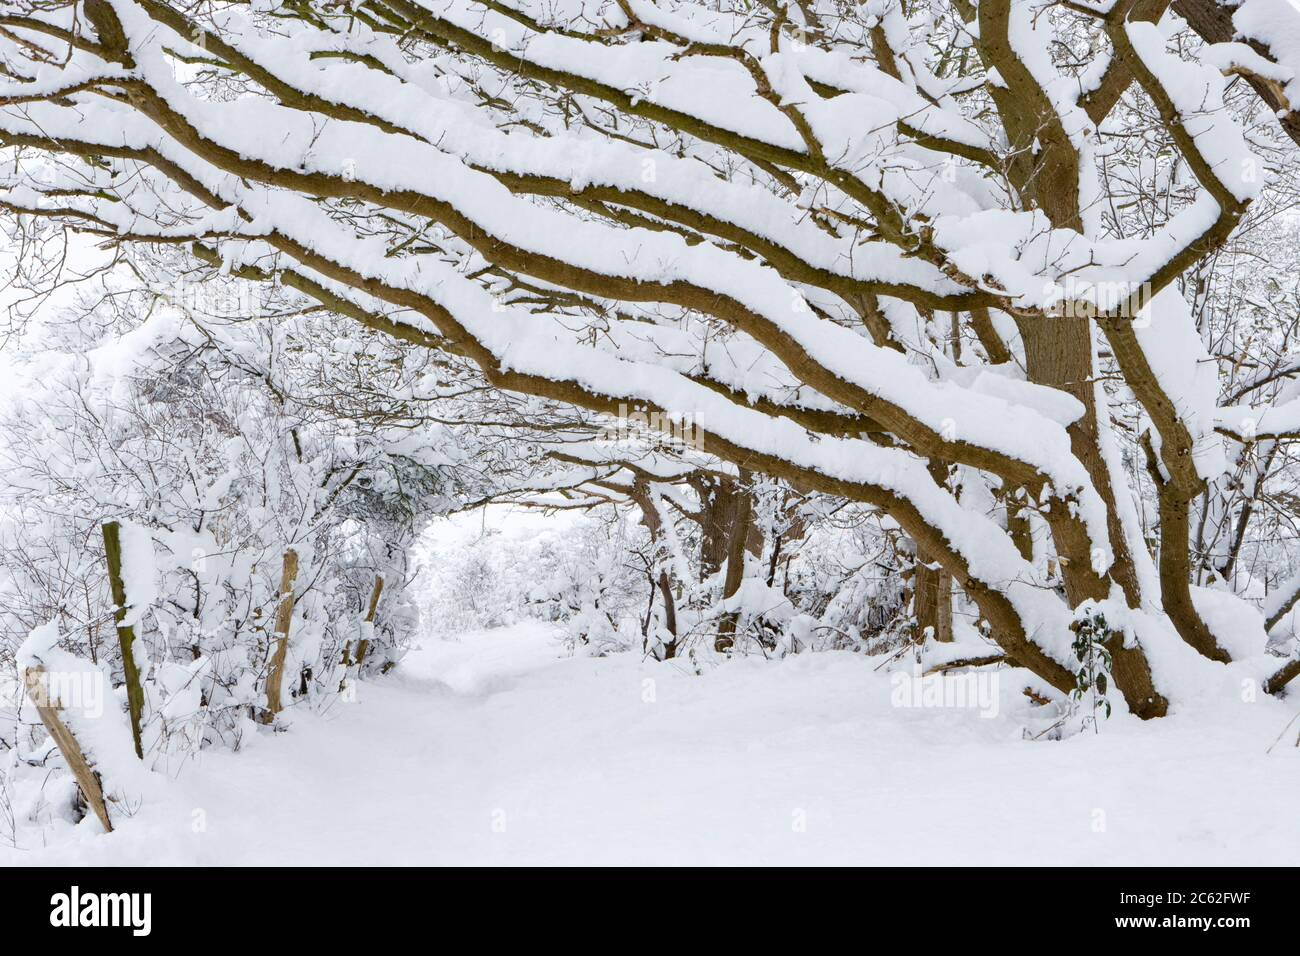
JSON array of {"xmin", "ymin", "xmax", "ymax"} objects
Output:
[
  {"xmin": 482, "ymin": 455, "xmax": 921, "ymax": 661},
  {"xmin": 0, "ymin": 260, "xmax": 461, "ymax": 805},
  {"xmin": 418, "ymin": 510, "xmax": 648, "ymax": 653},
  {"xmin": 780, "ymin": 506, "xmax": 911, "ymax": 655}
]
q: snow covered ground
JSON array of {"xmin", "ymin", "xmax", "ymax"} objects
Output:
[{"xmin": 4, "ymin": 620, "xmax": 1298, "ymax": 866}]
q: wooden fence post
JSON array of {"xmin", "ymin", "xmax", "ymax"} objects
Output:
[
  {"xmin": 353, "ymin": 575, "xmax": 384, "ymax": 669},
  {"xmin": 262, "ymin": 549, "xmax": 299, "ymax": 722},
  {"xmin": 23, "ymin": 666, "xmax": 114, "ymax": 832},
  {"xmin": 102, "ymin": 521, "xmax": 145, "ymax": 759}
]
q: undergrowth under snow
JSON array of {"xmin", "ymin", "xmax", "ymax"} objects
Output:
[{"xmin": 4, "ymin": 620, "xmax": 1296, "ymax": 866}]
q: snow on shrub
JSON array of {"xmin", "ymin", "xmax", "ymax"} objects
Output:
[{"xmin": 417, "ymin": 508, "xmax": 647, "ymax": 654}]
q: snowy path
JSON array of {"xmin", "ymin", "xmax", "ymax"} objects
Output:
[{"xmin": 7, "ymin": 622, "xmax": 1299, "ymax": 866}]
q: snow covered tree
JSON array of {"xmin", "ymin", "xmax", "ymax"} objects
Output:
[{"xmin": 5, "ymin": 0, "xmax": 1300, "ymax": 717}]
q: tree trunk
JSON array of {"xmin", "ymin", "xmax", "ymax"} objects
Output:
[
  {"xmin": 630, "ymin": 481, "xmax": 678, "ymax": 660},
  {"xmin": 716, "ymin": 474, "xmax": 755, "ymax": 652},
  {"xmin": 655, "ymin": 570, "xmax": 678, "ymax": 658},
  {"xmin": 1016, "ymin": 317, "xmax": 1144, "ymax": 608},
  {"xmin": 691, "ymin": 473, "xmax": 759, "ymax": 655},
  {"xmin": 914, "ymin": 552, "xmax": 954, "ymax": 643},
  {"xmin": 1141, "ymin": 435, "xmax": 1230, "ymax": 662},
  {"xmin": 693, "ymin": 472, "xmax": 761, "ymax": 651},
  {"xmin": 696, "ymin": 477, "xmax": 738, "ymax": 583}
]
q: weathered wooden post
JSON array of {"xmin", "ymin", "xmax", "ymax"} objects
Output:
[
  {"xmin": 102, "ymin": 521, "xmax": 146, "ymax": 759},
  {"xmin": 353, "ymin": 575, "xmax": 384, "ymax": 669},
  {"xmin": 24, "ymin": 666, "xmax": 114, "ymax": 832},
  {"xmin": 262, "ymin": 548, "xmax": 300, "ymax": 722}
]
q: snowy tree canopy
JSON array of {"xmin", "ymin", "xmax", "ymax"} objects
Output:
[{"xmin": 4, "ymin": 0, "xmax": 1300, "ymax": 726}]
